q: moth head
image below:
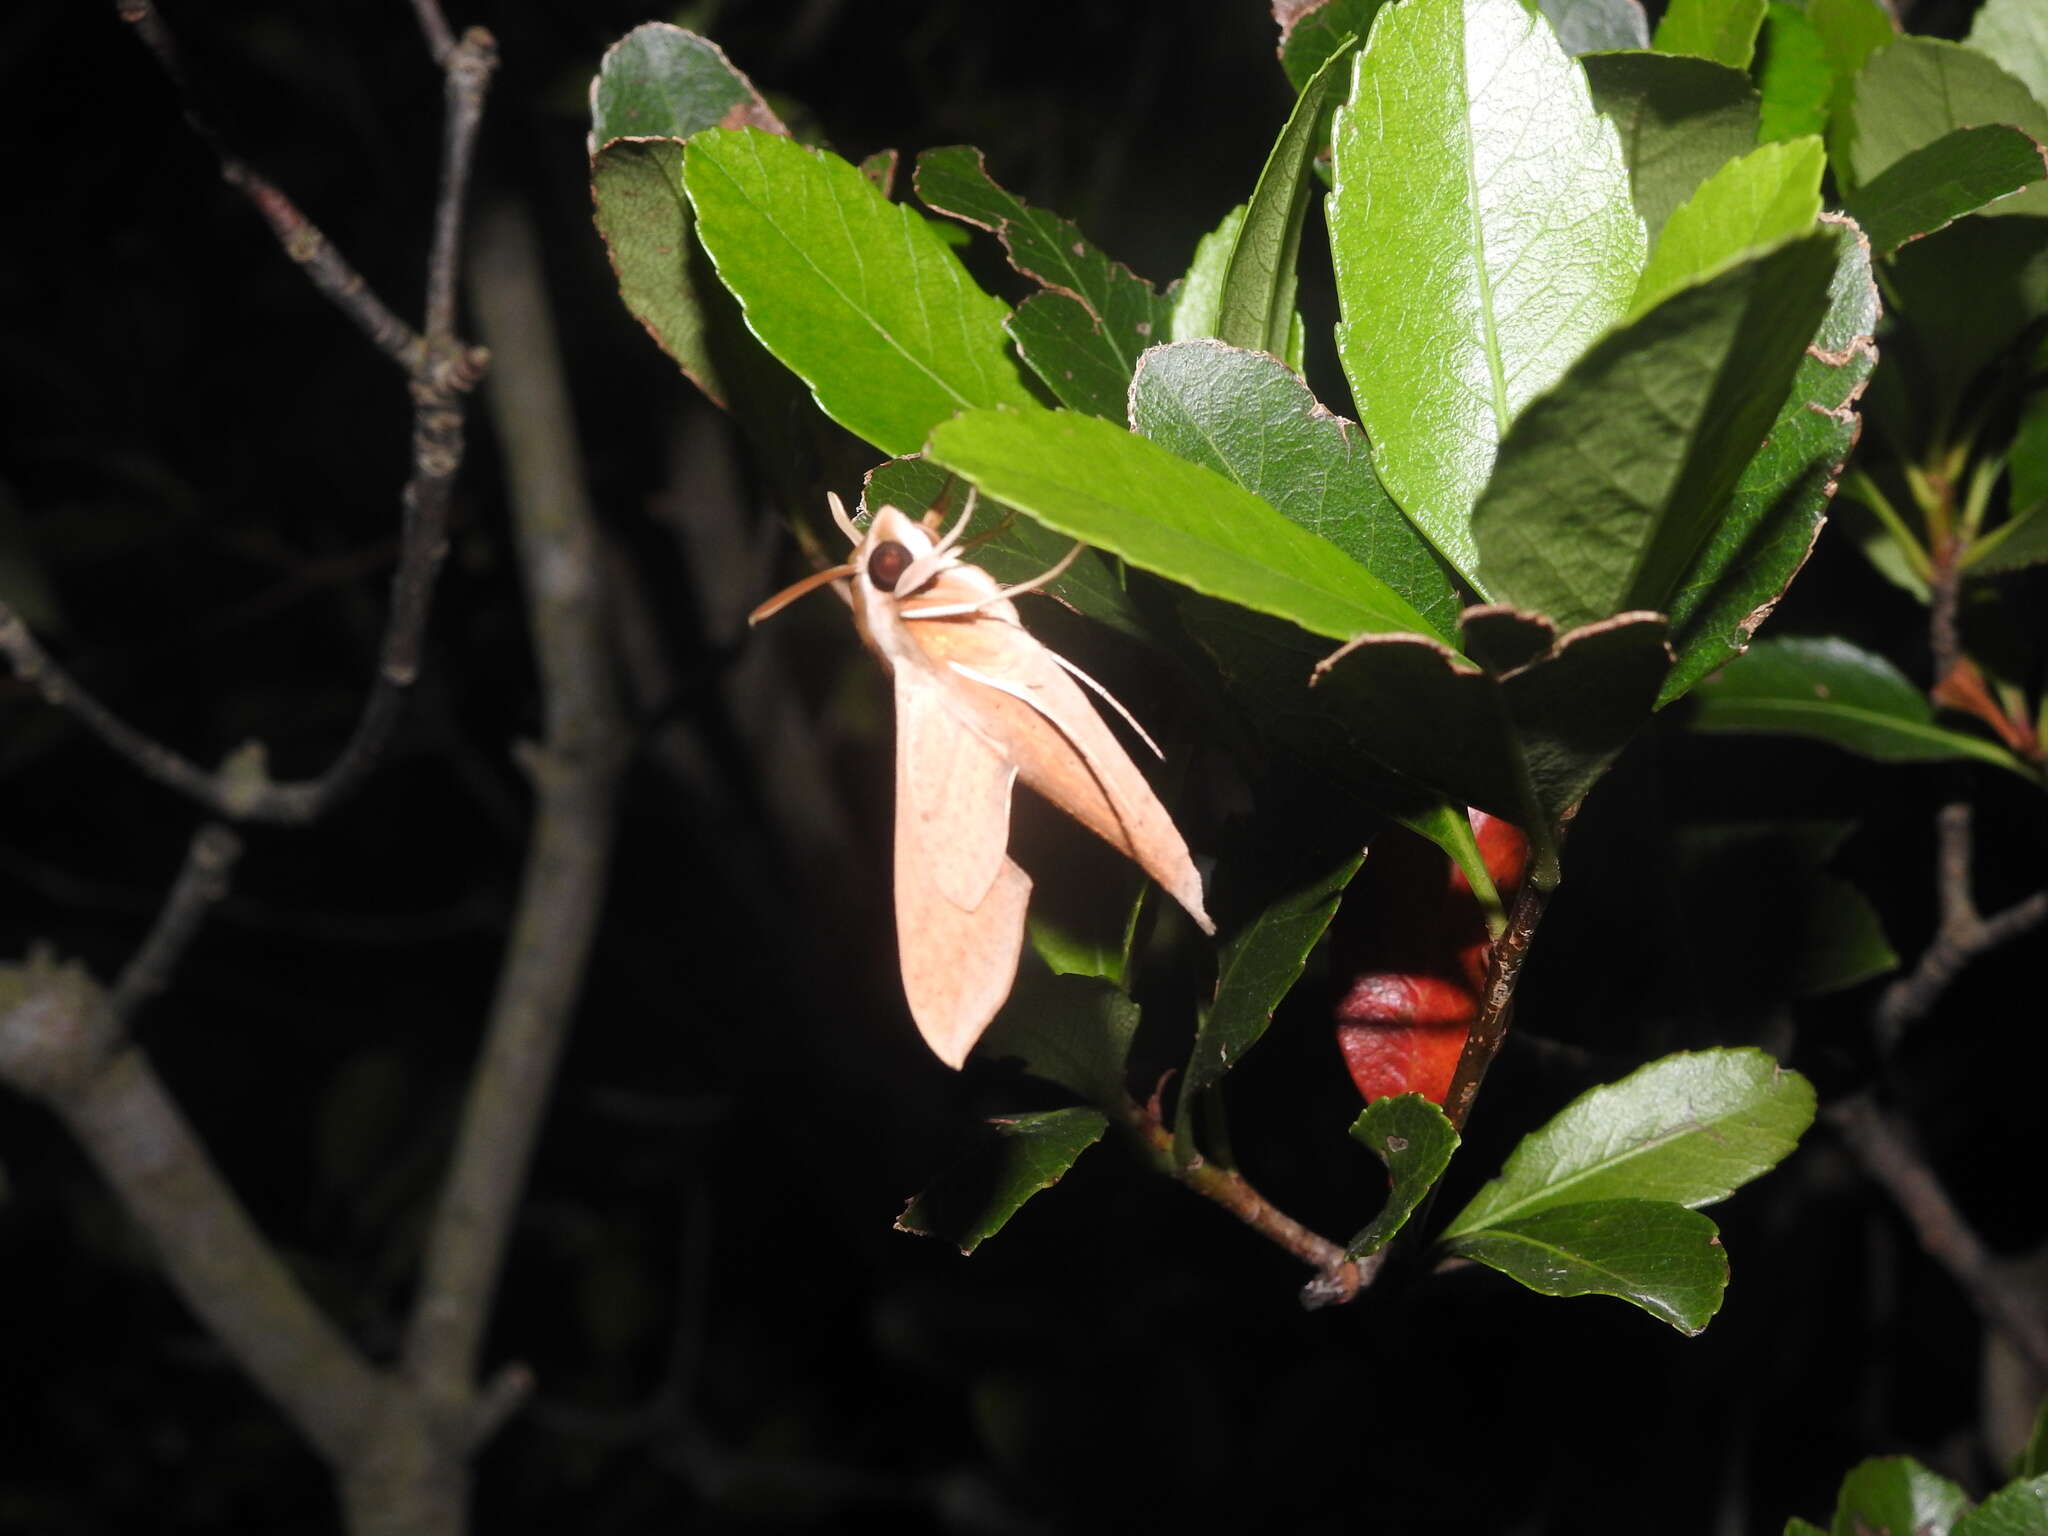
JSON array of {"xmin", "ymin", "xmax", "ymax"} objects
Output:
[{"xmin": 860, "ymin": 504, "xmax": 953, "ymax": 600}]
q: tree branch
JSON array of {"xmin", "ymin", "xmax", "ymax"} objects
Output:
[
  {"xmin": 1442, "ymin": 858, "xmax": 1554, "ymax": 1133},
  {"xmin": 402, "ymin": 200, "xmax": 628, "ymax": 1425},
  {"xmin": 108, "ymin": 822, "xmax": 242, "ymax": 1022}
]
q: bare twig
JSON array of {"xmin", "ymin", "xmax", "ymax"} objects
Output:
[
  {"xmin": 0, "ymin": 5, "xmax": 498, "ymax": 826},
  {"xmin": 107, "ymin": 822, "xmax": 243, "ymax": 1022},
  {"xmin": 1442, "ymin": 862, "xmax": 1554, "ymax": 1133},
  {"xmin": 402, "ymin": 200, "xmax": 628, "ymax": 1430},
  {"xmin": 409, "ymin": 0, "xmax": 460, "ymax": 65},
  {"xmin": 1825, "ymin": 1092, "xmax": 2048, "ymax": 1379}
]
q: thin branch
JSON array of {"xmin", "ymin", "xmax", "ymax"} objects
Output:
[
  {"xmin": 402, "ymin": 200, "xmax": 629, "ymax": 1425},
  {"xmin": 108, "ymin": 822, "xmax": 243, "ymax": 1023},
  {"xmin": 1825, "ymin": 1091, "xmax": 2048, "ymax": 1379},
  {"xmin": 1442, "ymin": 863, "xmax": 1553, "ymax": 1133},
  {"xmin": 409, "ymin": 0, "xmax": 460, "ymax": 64}
]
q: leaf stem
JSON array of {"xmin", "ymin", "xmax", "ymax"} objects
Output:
[{"xmin": 1842, "ymin": 470, "xmax": 1932, "ymax": 582}]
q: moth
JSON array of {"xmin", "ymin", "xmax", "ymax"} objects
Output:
[{"xmin": 751, "ymin": 492, "xmax": 1214, "ymax": 1068}]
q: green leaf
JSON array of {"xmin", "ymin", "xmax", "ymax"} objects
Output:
[
  {"xmin": 1444, "ymin": 1047, "xmax": 1815, "ymax": 1236},
  {"xmin": 1844, "ymin": 126, "xmax": 2048, "ymax": 257},
  {"xmin": 860, "ymin": 456, "xmax": 1147, "ymax": 640},
  {"xmin": 1218, "ymin": 38, "xmax": 1358, "ymax": 359},
  {"xmin": 1130, "ymin": 340, "xmax": 1460, "ymax": 641},
  {"xmin": 1786, "ymin": 1522, "xmax": 1830, "ymax": 1536},
  {"xmin": 1172, "ymin": 204, "xmax": 1246, "ymax": 343},
  {"xmin": 1830, "ymin": 1457, "xmax": 1973, "ymax": 1536},
  {"xmin": 1176, "ymin": 844, "xmax": 1368, "ymax": 1156},
  {"xmin": 2025, "ymin": 1395, "xmax": 2048, "ymax": 1478},
  {"xmin": 1690, "ymin": 635, "xmax": 2035, "ymax": 775},
  {"xmin": 1441, "ymin": 1198, "xmax": 1730, "ymax": 1333},
  {"xmin": 588, "ymin": 23, "xmax": 785, "ymax": 150},
  {"xmin": 1472, "ymin": 233, "xmax": 1839, "ymax": 631},
  {"xmin": 1848, "ymin": 39, "xmax": 2048, "ymax": 218},
  {"xmin": 1585, "ymin": 51, "xmax": 1762, "ymax": 242},
  {"xmin": 1329, "ymin": 0, "xmax": 1647, "ymax": 584},
  {"xmin": 896, "ymin": 1107, "xmax": 1107, "ymax": 1255},
  {"xmin": 684, "ymin": 128, "xmax": 1037, "ymax": 457},
  {"xmin": 1958, "ymin": 1475, "xmax": 2048, "ymax": 1536},
  {"xmin": 977, "ymin": 971, "xmax": 1141, "ymax": 1108},
  {"xmin": 1888, "ymin": 215, "xmax": 2048, "ymax": 417},
  {"xmin": 1279, "ymin": 0, "xmax": 1389, "ymax": 91},
  {"xmin": 1658, "ymin": 217, "xmax": 1877, "ymax": 702},
  {"xmin": 927, "ymin": 405, "xmax": 1440, "ymax": 644},
  {"xmin": 1534, "ymin": 0, "xmax": 1650, "ymax": 56},
  {"xmin": 913, "ymin": 146, "xmax": 1172, "ymax": 421},
  {"xmin": 1973, "ymin": 507, "xmax": 2048, "ymax": 577},
  {"xmin": 2013, "ymin": 390, "xmax": 2048, "ymax": 514},
  {"xmin": 1968, "ymin": 0, "xmax": 2048, "ymax": 114},
  {"xmin": 1345, "ymin": 1094, "xmax": 1461, "ymax": 1258},
  {"xmin": 1758, "ymin": 3, "xmax": 1834, "ymax": 145},
  {"xmin": 1653, "ymin": 0, "xmax": 1766, "ymax": 70},
  {"xmin": 1631, "ymin": 137, "xmax": 1824, "ymax": 316}
]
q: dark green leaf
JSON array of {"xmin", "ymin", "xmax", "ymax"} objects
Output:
[
  {"xmin": 1690, "ymin": 635, "xmax": 2034, "ymax": 775},
  {"xmin": 1758, "ymin": 3, "xmax": 1833, "ymax": 144},
  {"xmin": 860, "ymin": 457, "xmax": 1147, "ymax": 639},
  {"xmin": 684, "ymin": 129, "xmax": 1037, "ymax": 457},
  {"xmin": 1444, "ymin": 1047, "xmax": 1815, "ymax": 1236},
  {"xmin": 1967, "ymin": 0, "xmax": 2048, "ymax": 112},
  {"xmin": 1535, "ymin": 0, "xmax": 1650, "ymax": 56},
  {"xmin": 896, "ymin": 1107, "xmax": 1107, "ymax": 1254},
  {"xmin": 1810, "ymin": 0, "xmax": 1900, "ymax": 172},
  {"xmin": 1585, "ymin": 51, "xmax": 1763, "ymax": 241},
  {"xmin": 1845, "ymin": 126, "xmax": 2048, "ymax": 257},
  {"xmin": 1472, "ymin": 234, "xmax": 1838, "ymax": 631},
  {"xmin": 1957, "ymin": 1475, "xmax": 2048, "ymax": 1536},
  {"xmin": 1176, "ymin": 844, "xmax": 1367, "ymax": 1156},
  {"xmin": 1345, "ymin": 1094, "xmax": 1461, "ymax": 1258},
  {"xmin": 1630, "ymin": 137, "xmax": 1824, "ymax": 317},
  {"xmin": 857, "ymin": 147, "xmax": 897, "ymax": 194},
  {"xmin": 1330, "ymin": 0, "xmax": 1646, "ymax": 584},
  {"xmin": 1278, "ymin": 0, "xmax": 1389, "ymax": 91},
  {"xmin": 1786, "ymin": 1521, "xmax": 1830, "ymax": 1536},
  {"xmin": 1130, "ymin": 340, "xmax": 1459, "ymax": 641},
  {"xmin": 1659, "ymin": 217, "xmax": 1877, "ymax": 702},
  {"xmin": 2012, "ymin": 389, "xmax": 2048, "ymax": 515},
  {"xmin": 1441, "ymin": 1198, "xmax": 1730, "ymax": 1333},
  {"xmin": 1829, "ymin": 1457, "xmax": 1973, "ymax": 1536},
  {"xmin": 927, "ymin": 405, "xmax": 1439, "ymax": 643},
  {"xmin": 1888, "ymin": 215, "xmax": 2048, "ymax": 416},
  {"xmin": 1218, "ymin": 39, "xmax": 1358, "ymax": 359},
  {"xmin": 2025, "ymin": 1395, "xmax": 2048, "ymax": 1478},
  {"xmin": 588, "ymin": 23, "xmax": 785, "ymax": 150},
  {"xmin": 1848, "ymin": 39, "xmax": 2048, "ymax": 217},
  {"xmin": 1653, "ymin": 0, "xmax": 1766, "ymax": 69},
  {"xmin": 914, "ymin": 146, "xmax": 1172, "ymax": 421},
  {"xmin": 977, "ymin": 970, "xmax": 1141, "ymax": 1108}
]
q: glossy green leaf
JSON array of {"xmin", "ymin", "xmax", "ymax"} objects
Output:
[
  {"xmin": 1473, "ymin": 233, "xmax": 1838, "ymax": 631},
  {"xmin": 927, "ymin": 406, "xmax": 1439, "ymax": 643},
  {"xmin": 1848, "ymin": 39, "xmax": 2048, "ymax": 218},
  {"xmin": 1631, "ymin": 137, "xmax": 1824, "ymax": 317},
  {"xmin": 1958, "ymin": 1476, "xmax": 2048, "ymax": 1536},
  {"xmin": 588, "ymin": 23, "xmax": 784, "ymax": 150},
  {"xmin": 1176, "ymin": 844, "xmax": 1367, "ymax": 1157},
  {"xmin": 1535, "ymin": 0, "xmax": 1649, "ymax": 56},
  {"xmin": 1653, "ymin": 0, "xmax": 1766, "ymax": 70},
  {"xmin": 1027, "ymin": 877, "xmax": 1145, "ymax": 988},
  {"xmin": 1345, "ymin": 1094, "xmax": 1461, "ymax": 1258},
  {"xmin": 1844, "ymin": 126, "xmax": 2048, "ymax": 257},
  {"xmin": 977, "ymin": 971, "xmax": 1141, "ymax": 1108},
  {"xmin": 1758, "ymin": 3, "xmax": 1833, "ymax": 144},
  {"xmin": 896, "ymin": 1107, "xmax": 1107, "ymax": 1254},
  {"xmin": 685, "ymin": 128, "xmax": 1037, "ymax": 457},
  {"xmin": 1442, "ymin": 1198, "xmax": 1729, "ymax": 1333},
  {"xmin": 860, "ymin": 457, "xmax": 1147, "ymax": 640},
  {"xmin": 1810, "ymin": 0, "xmax": 1899, "ymax": 173},
  {"xmin": 1130, "ymin": 340, "xmax": 1459, "ymax": 641},
  {"xmin": 1659, "ymin": 217, "xmax": 1877, "ymax": 702},
  {"xmin": 1170, "ymin": 205, "xmax": 1306, "ymax": 369},
  {"xmin": 1444, "ymin": 1047, "xmax": 1814, "ymax": 1237},
  {"xmin": 1830, "ymin": 1458, "xmax": 1973, "ymax": 1536},
  {"xmin": 1585, "ymin": 52, "xmax": 1762, "ymax": 242},
  {"xmin": 1278, "ymin": 0, "xmax": 1388, "ymax": 91},
  {"xmin": 1968, "ymin": 0, "xmax": 2048, "ymax": 113},
  {"xmin": 1219, "ymin": 40, "xmax": 1357, "ymax": 359},
  {"xmin": 914, "ymin": 146, "xmax": 1171, "ymax": 421},
  {"xmin": 1330, "ymin": 0, "xmax": 1646, "ymax": 583},
  {"xmin": 1888, "ymin": 215, "xmax": 2048, "ymax": 417},
  {"xmin": 1690, "ymin": 635, "xmax": 2034, "ymax": 775}
]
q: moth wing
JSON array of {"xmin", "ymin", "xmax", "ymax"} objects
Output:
[
  {"xmin": 909, "ymin": 612, "xmax": 1214, "ymax": 935},
  {"xmin": 893, "ymin": 672, "xmax": 1031, "ymax": 1067}
]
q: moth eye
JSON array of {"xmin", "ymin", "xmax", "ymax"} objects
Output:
[{"xmin": 866, "ymin": 539, "xmax": 914, "ymax": 592}]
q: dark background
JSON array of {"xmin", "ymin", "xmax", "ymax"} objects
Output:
[{"xmin": 1, "ymin": 0, "xmax": 2041, "ymax": 1530}]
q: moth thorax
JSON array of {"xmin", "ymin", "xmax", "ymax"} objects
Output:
[{"xmin": 866, "ymin": 539, "xmax": 914, "ymax": 592}]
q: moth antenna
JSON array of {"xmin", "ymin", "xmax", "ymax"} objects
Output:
[
  {"xmin": 827, "ymin": 491, "xmax": 861, "ymax": 544},
  {"xmin": 1042, "ymin": 649, "xmax": 1166, "ymax": 760},
  {"xmin": 748, "ymin": 561, "xmax": 854, "ymax": 625},
  {"xmin": 989, "ymin": 539, "xmax": 1081, "ymax": 600},
  {"xmin": 931, "ymin": 486, "xmax": 979, "ymax": 556}
]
